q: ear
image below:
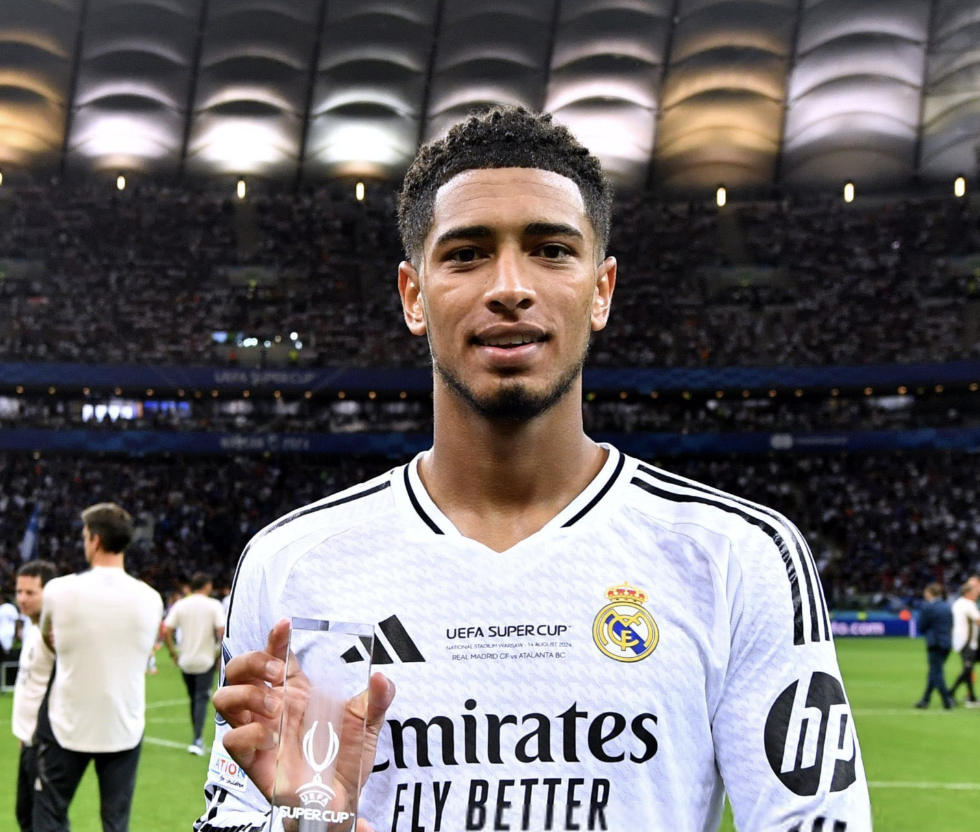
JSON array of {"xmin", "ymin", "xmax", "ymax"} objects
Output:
[
  {"xmin": 398, "ymin": 260, "xmax": 427, "ymax": 336},
  {"xmin": 590, "ymin": 256, "xmax": 617, "ymax": 331}
]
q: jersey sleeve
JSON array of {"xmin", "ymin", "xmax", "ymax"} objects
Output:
[
  {"xmin": 194, "ymin": 542, "xmax": 281, "ymax": 832},
  {"xmin": 712, "ymin": 515, "xmax": 872, "ymax": 832}
]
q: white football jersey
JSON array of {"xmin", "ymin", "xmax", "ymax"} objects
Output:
[{"xmin": 196, "ymin": 446, "xmax": 871, "ymax": 832}]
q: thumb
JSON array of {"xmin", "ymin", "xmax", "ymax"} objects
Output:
[{"xmin": 364, "ymin": 673, "xmax": 396, "ymax": 736}]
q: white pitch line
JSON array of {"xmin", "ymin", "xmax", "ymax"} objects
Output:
[
  {"xmin": 144, "ymin": 735, "xmax": 211, "ymax": 753},
  {"xmin": 868, "ymin": 782, "xmax": 980, "ymax": 790},
  {"xmin": 852, "ymin": 708, "xmax": 968, "ymax": 716},
  {"xmin": 146, "ymin": 698, "xmax": 187, "ymax": 710}
]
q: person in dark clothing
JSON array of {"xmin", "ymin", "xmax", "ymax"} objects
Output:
[{"xmin": 915, "ymin": 582, "xmax": 954, "ymax": 709}]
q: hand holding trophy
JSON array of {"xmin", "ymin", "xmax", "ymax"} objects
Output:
[{"xmin": 214, "ymin": 618, "xmax": 395, "ymax": 831}]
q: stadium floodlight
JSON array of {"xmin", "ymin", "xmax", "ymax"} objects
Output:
[
  {"xmin": 716, "ymin": 186, "xmax": 727, "ymax": 208},
  {"xmin": 954, "ymin": 176, "xmax": 966, "ymax": 198},
  {"xmin": 237, "ymin": 178, "xmax": 247, "ymax": 200},
  {"xmin": 843, "ymin": 181, "xmax": 855, "ymax": 203},
  {"xmin": 355, "ymin": 181, "xmax": 365, "ymax": 202},
  {"xmin": 116, "ymin": 174, "xmax": 126, "ymax": 191}
]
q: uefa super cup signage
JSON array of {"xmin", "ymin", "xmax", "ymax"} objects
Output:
[{"xmin": 269, "ymin": 619, "xmax": 374, "ymax": 831}]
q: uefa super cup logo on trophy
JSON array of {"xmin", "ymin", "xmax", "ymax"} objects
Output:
[
  {"xmin": 297, "ymin": 720, "xmax": 339, "ymax": 808},
  {"xmin": 271, "ymin": 618, "xmax": 375, "ymax": 831}
]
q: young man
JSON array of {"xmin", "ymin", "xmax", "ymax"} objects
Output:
[
  {"xmin": 949, "ymin": 576, "xmax": 980, "ymax": 706},
  {"xmin": 35, "ymin": 503, "xmax": 164, "ymax": 832},
  {"xmin": 914, "ymin": 582, "xmax": 954, "ymax": 709},
  {"xmin": 162, "ymin": 572, "xmax": 225, "ymax": 754},
  {"xmin": 200, "ymin": 107, "xmax": 871, "ymax": 832},
  {"xmin": 11, "ymin": 559, "xmax": 58, "ymax": 832}
]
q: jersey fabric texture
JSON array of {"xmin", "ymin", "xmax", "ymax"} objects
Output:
[
  {"xmin": 12, "ymin": 623, "xmax": 55, "ymax": 744},
  {"xmin": 165, "ymin": 593, "xmax": 225, "ymax": 674},
  {"xmin": 196, "ymin": 447, "xmax": 871, "ymax": 832},
  {"xmin": 41, "ymin": 567, "xmax": 164, "ymax": 752}
]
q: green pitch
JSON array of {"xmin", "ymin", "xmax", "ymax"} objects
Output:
[{"xmin": 1, "ymin": 638, "xmax": 975, "ymax": 831}]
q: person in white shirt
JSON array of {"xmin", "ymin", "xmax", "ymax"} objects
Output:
[
  {"xmin": 162, "ymin": 572, "xmax": 225, "ymax": 755},
  {"xmin": 949, "ymin": 575, "xmax": 980, "ymax": 706},
  {"xmin": 35, "ymin": 503, "xmax": 164, "ymax": 832},
  {"xmin": 11, "ymin": 559, "xmax": 57, "ymax": 832},
  {"xmin": 0, "ymin": 597, "xmax": 22, "ymax": 653},
  {"xmin": 201, "ymin": 106, "xmax": 871, "ymax": 832}
]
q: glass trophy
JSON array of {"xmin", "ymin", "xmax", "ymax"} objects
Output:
[{"xmin": 268, "ymin": 618, "xmax": 375, "ymax": 831}]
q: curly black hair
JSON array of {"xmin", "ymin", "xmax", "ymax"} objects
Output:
[{"xmin": 397, "ymin": 105, "xmax": 613, "ymax": 265}]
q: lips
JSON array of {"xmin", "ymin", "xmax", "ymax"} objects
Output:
[{"xmin": 471, "ymin": 327, "xmax": 548, "ymax": 348}]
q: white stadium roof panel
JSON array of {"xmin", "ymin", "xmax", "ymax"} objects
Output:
[
  {"xmin": 920, "ymin": 0, "xmax": 980, "ymax": 179},
  {"xmin": 0, "ymin": 0, "xmax": 80, "ymax": 171},
  {"xmin": 1, "ymin": 0, "xmax": 979, "ymax": 193},
  {"xmin": 655, "ymin": 0, "xmax": 795, "ymax": 195},
  {"xmin": 782, "ymin": 0, "xmax": 930, "ymax": 188}
]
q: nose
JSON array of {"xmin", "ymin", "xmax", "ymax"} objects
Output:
[{"xmin": 485, "ymin": 247, "xmax": 535, "ymax": 313}]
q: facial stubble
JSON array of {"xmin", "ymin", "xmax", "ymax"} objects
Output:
[{"xmin": 432, "ymin": 335, "xmax": 591, "ymax": 423}]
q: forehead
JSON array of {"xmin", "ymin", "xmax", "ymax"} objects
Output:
[
  {"xmin": 17, "ymin": 575, "xmax": 42, "ymax": 589},
  {"xmin": 429, "ymin": 167, "xmax": 589, "ymax": 240}
]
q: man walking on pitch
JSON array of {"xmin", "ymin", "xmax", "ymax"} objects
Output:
[
  {"xmin": 949, "ymin": 576, "xmax": 980, "ymax": 706},
  {"xmin": 35, "ymin": 503, "xmax": 163, "ymax": 832},
  {"xmin": 915, "ymin": 582, "xmax": 955, "ymax": 709},
  {"xmin": 200, "ymin": 106, "xmax": 871, "ymax": 832},
  {"xmin": 11, "ymin": 560, "xmax": 57, "ymax": 832},
  {"xmin": 162, "ymin": 572, "xmax": 225, "ymax": 754}
]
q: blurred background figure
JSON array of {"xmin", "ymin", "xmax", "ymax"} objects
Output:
[
  {"xmin": 11, "ymin": 559, "xmax": 57, "ymax": 832},
  {"xmin": 949, "ymin": 575, "xmax": 980, "ymax": 707},
  {"xmin": 161, "ymin": 571, "xmax": 224, "ymax": 755},
  {"xmin": 34, "ymin": 503, "xmax": 163, "ymax": 832},
  {"xmin": 914, "ymin": 582, "xmax": 954, "ymax": 710}
]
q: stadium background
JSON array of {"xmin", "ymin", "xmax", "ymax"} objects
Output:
[{"xmin": 1, "ymin": 1, "xmax": 979, "ymax": 830}]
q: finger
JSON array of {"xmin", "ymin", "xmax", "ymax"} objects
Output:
[
  {"xmin": 221, "ymin": 721, "xmax": 278, "ymax": 769},
  {"xmin": 223, "ymin": 650, "xmax": 286, "ymax": 687},
  {"xmin": 356, "ymin": 820, "xmax": 376, "ymax": 832},
  {"xmin": 264, "ymin": 618, "xmax": 291, "ymax": 664},
  {"xmin": 347, "ymin": 673, "xmax": 395, "ymax": 734},
  {"xmin": 213, "ymin": 683, "xmax": 283, "ymax": 726}
]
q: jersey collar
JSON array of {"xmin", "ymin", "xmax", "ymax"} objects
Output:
[{"xmin": 396, "ymin": 444, "xmax": 628, "ymax": 539}]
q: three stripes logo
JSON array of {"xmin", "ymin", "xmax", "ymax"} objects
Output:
[
  {"xmin": 341, "ymin": 615, "xmax": 425, "ymax": 665},
  {"xmin": 788, "ymin": 819, "xmax": 847, "ymax": 832}
]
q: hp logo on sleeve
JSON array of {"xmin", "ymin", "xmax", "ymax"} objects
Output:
[{"xmin": 764, "ymin": 671, "xmax": 857, "ymax": 796}]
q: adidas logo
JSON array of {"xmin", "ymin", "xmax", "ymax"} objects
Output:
[{"xmin": 341, "ymin": 615, "xmax": 425, "ymax": 665}]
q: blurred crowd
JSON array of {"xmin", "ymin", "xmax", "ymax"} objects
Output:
[
  {"xmin": 0, "ymin": 183, "xmax": 977, "ymax": 369},
  {"xmin": 0, "ymin": 450, "xmax": 975, "ymax": 611},
  {"xmin": 1, "ymin": 387, "xmax": 976, "ymax": 435}
]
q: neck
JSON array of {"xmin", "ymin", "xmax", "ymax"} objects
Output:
[
  {"xmin": 30, "ymin": 613, "xmax": 41, "ymax": 625},
  {"xmin": 421, "ymin": 377, "xmax": 604, "ymax": 517},
  {"xmin": 90, "ymin": 552, "xmax": 124, "ymax": 569}
]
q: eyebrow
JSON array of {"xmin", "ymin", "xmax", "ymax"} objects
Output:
[{"xmin": 432, "ymin": 222, "xmax": 586, "ymax": 250}]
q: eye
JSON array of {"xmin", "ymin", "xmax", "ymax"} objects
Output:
[
  {"xmin": 538, "ymin": 243, "xmax": 571, "ymax": 260},
  {"xmin": 447, "ymin": 247, "xmax": 482, "ymax": 263}
]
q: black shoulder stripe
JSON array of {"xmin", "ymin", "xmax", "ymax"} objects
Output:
[
  {"xmin": 562, "ymin": 450, "xmax": 625, "ymax": 527},
  {"xmin": 630, "ymin": 474, "xmax": 807, "ymax": 647},
  {"xmin": 404, "ymin": 465, "xmax": 444, "ymax": 535},
  {"xmin": 225, "ymin": 481, "xmax": 391, "ymax": 637},
  {"xmin": 637, "ymin": 463, "xmax": 829, "ymax": 644}
]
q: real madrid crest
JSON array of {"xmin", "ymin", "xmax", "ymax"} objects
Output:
[{"xmin": 592, "ymin": 582, "xmax": 659, "ymax": 662}]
